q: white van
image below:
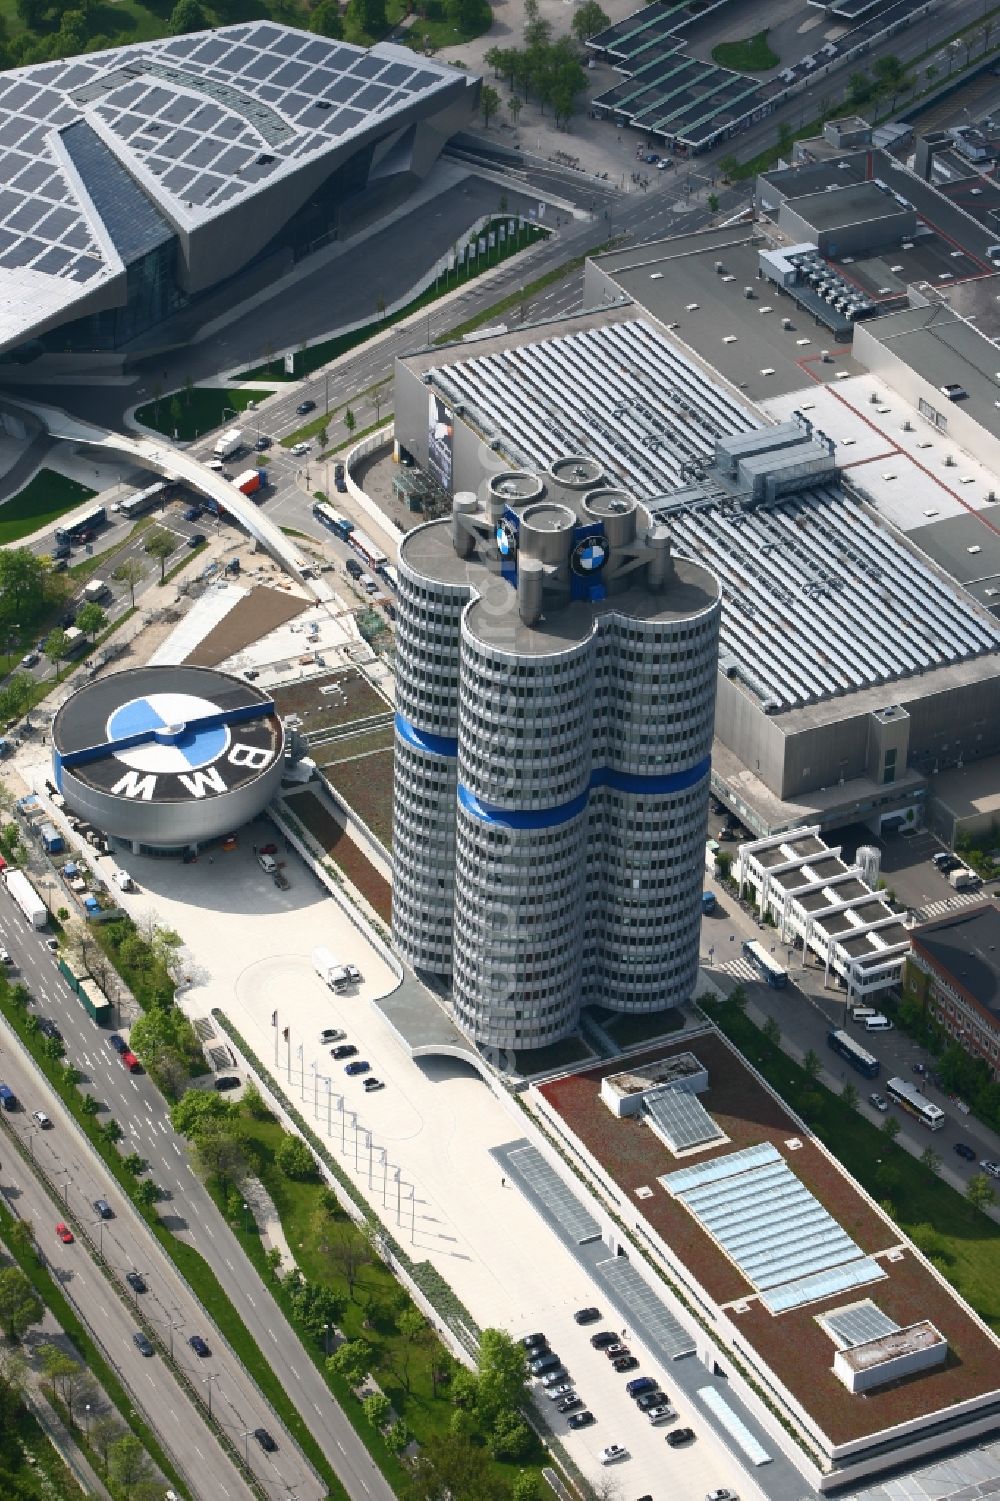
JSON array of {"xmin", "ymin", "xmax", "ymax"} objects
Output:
[
  {"xmin": 850, "ymin": 1005, "xmax": 878, "ymax": 1024},
  {"xmin": 864, "ymin": 1014, "xmax": 893, "ymax": 1032},
  {"xmin": 258, "ymin": 852, "xmax": 277, "ymax": 875}
]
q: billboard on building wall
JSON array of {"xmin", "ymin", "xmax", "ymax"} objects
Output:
[{"xmin": 427, "ymin": 391, "xmax": 454, "ymax": 492}]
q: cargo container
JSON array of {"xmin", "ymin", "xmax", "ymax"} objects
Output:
[
  {"xmin": 4, "ymin": 869, "xmax": 47, "ymax": 928},
  {"xmin": 39, "ymin": 821, "xmax": 64, "ymax": 854},
  {"xmin": 213, "ymin": 428, "xmax": 243, "ymax": 460},
  {"xmin": 232, "ymin": 468, "xmax": 265, "ymax": 497},
  {"xmin": 79, "ymin": 978, "xmax": 111, "ymax": 1025}
]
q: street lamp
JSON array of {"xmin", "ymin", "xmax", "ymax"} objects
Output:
[
  {"xmin": 242, "ymin": 1201, "xmax": 250, "ymax": 1234},
  {"xmin": 84, "ymin": 1403, "xmax": 90, "ymax": 1438},
  {"xmin": 323, "ymin": 1322, "xmax": 332, "ymax": 1359},
  {"xmin": 203, "ymin": 1373, "xmax": 218, "ymax": 1420}
]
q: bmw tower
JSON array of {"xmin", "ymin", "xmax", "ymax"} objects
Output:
[{"xmin": 391, "ymin": 456, "xmax": 721, "ymax": 1050}]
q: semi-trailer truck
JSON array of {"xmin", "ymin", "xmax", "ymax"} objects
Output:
[
  {"xmin": 232, "ymin": 468, "xmax": 266, "ymax": 497},
  {"xmin": 4, "ymin": 869, "xmax": 47, "ymax": 928},
  {"xmin": 312, "ymin": 946, "xmax": 351, "ymax": 992},
  {"xmin": 213, "ymin": 428, "xmax": 243, "ymax": 460}
]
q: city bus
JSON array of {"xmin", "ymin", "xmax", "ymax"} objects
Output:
[
  {"xmin": 741, "ymin": 939, "xmax": 788, "ymax": 989},
  {"xmin": 886, "ymin": 1076, "xmax": 946, "ymax": 1130},
  {"xmin": 312, "ymin": 501, "xmax": 353, "ymax": 540},
  {"xmin": 348, "ymin": 527, "xmax": 389, "ymax": 571},
  {"xmin": 827, "ymin": 1028, "xmax": 880, "ymax": 1079},
  {"xmin": 54, "ymin": 503, "xmax": 107, "ymax": 545},
  {"xmin": 118, "ymin": 481, "xmax": 169, "ymax": 521}
]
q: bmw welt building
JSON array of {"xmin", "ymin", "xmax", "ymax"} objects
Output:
[
  {"xmin": 0, "ymin": 24, "xmax": 476, "ymax": 363},
  {"xmin": 392, "ymin": 459, "xmax": 722, "ymax": 1050}
]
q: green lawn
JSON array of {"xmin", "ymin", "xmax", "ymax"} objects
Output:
[
  {"xmin": 244, "ymin": 219, "xmax": 549, "ymax": 387},
  {"xmin": 707, "ymin": 997, "xmax": 1000, "ymax": 1330},
  {"xmin": 711, "ymin": 30, "xmax": 779, "ymax": 72},
  {"xmin": 0, "ymin": 469, "xmax": 96, "ymax": 546},
  {"xmin": 201, "ymin": 1106, "xmax": 547, "ymax": 1498},
  {"xmin": 134, "ymin": 386, "xmax": 273, "ymax": 442}
]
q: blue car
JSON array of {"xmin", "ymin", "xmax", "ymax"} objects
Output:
[
  {"xmin": 344, "ymin": 1060, "xmax": 371, "ymax": 1077},
  {"xmin": 107, "ymin": 1034, "xmax": 128, "ymax": 1055}
]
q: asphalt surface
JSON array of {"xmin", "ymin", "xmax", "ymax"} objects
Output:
[
  {"xmin": 0, "ymin": 859, "xmax": 395, "ymax": 1501},
  {"xmin": 0, "ymin": 910, "xmax": 322, "ymax": 1501}
]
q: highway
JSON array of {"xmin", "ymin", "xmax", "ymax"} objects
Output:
[
  {"xmin": 0, "ymin": 857, "xmax": 395, "ymax": 1501},
  {"xmin": 0, "ymin": 1042, "xmax": 277, "ymax": 1501}
]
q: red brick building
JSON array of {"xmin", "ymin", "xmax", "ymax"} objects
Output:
[{"xmin": 906, "ymin": 903, "xmax": 1000, "ymax": 1077}]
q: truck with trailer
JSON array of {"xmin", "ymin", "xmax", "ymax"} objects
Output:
[
  {"xmin": 213, "ymin": 428, "xmax": 243, "ymax": 460},
  {"xmin": 312, "ymin": 945, "xmax": 352, "ymax": 992},
  {"xmin": 232, "ymin": 468, "xmax": 266, "ymax": 498},
  {"xmin": 4, "ymin": 869, "xmax": 47, "ymax": 928}
]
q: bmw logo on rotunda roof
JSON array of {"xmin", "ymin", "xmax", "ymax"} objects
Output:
[
  {"xmin": 496, "ymin": 518, "xmax": 518, "ymax": 559},
  {"xmin": 571, "ymin": 534, "xmax": 610, "ymax": 576}
]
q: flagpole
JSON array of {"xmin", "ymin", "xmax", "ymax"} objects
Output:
[{"xmin": 273, "ymin": 1010, "xmax": 279, "ymax": 1065}]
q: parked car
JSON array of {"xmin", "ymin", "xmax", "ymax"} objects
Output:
[
  {"xmin": 568, "ymin": 1411, "xmax": 594, "ymax": 1430},
  {"xmin": 869, "ymin": 1093, "xmax": 889, "ymax": 1112},
  {"xmin": 666, "ymin": 1427, "xmax": 695, "ymax": 1447},
  {"xmin": 546, "ymin": 1383, "xmax": 574, "ymax": 1401},
  {"xmin": 627, "ymin": 1377, "xmax": 658, "ymax": 1398},
  {"xmin": 574, "ymin": 1306, "xmax": 600, "ymax": 1324},
  {"xmin": 258, "ymin": 851, "xmax": 277, "ymax": 875},
  {"xmin": 590, "ymin": 1331, "xmax": 618, "ymax": 1349},
  {"xmin": 296, "ymin": 400, "xmax": 316, "ymax": 415},
  {"xmin": 343, "ymin": 962, "xmax": 362, "ymax": 982},
  {"xmin": 125, "ymin": 1271, "xmax": 147, "ymax": 1294},
  {"xmin": 334, "ymin": 464, "xmax": 347, "ymax": 493},
  {"xmin": 254, "ymin": 1428, "xmax": 277, "ymax": 1452},
  {"xmin": 529, "ymin": 1352, "xmax": 561, "ymax": 1377},
  {"xmin": 954, "ymin": 1142, "xmax": 977, "ymax": 1162},
  {"xmin": 599, "ymin": 1444, "xmax": 629, "ymax": 1465},
  {"xmin": 319, "ymin": 1028, "xmax": 347, "ymax": 1045},
  {"xmin": 647, "ymin": 1405, "xmax": 677, "ymax": 1425},
  {"xmin": 344, "ymin": 1060, "xmax": 370, "ymax": 1076},
  {"xmin": 56, "ymin": 1222, "xmax": 74, "ymax": 1244},
  {"xmin": 345, "ymin": 558, "xmax": 364, "ymax": 579},
  {"xmin": 557, "ymin": 1395, "xmax": 583, "ymax": 1413},
  {"xmin": 363, "ymin": 1078, "xmax": 384, "ymax": 1092},
  {"xmin": 980, "ymin": 1159, "xmax": 1000, "ymax": 1179},
  {"xmin": 604, "ymin": 1343, "xmax": 628, "ymax": 1359},
  {"xmin": 94, "ymin": 1199, "xmax": 113, "ymax": 1219},
  {"xmin": 214, "ymin": 1075, "xmax": 240, "ymax": 1091},
  {"xmin": 189, "ymin": 1335, "xmax": 211, "ymax": 1357},
  {"xmin": 706, "ymin": 1490, "xmax": 738, "ymax": 1501},
  {"xmin": 613, "ymin": 1355, "xmax": 639, "ymax": 1373},
  {"xmin": 32, "ymin": 1110, "xmax": 52, "ymax": 1129},
  {"xmin": 133, "ymin": 1332, "xmax": 154, "ymax": 1357},
  {"xmin": 636, "ymin": 1391, "xmax": 666, "ymax": 1411},
  {"xmin": 522, "ymin": 1332, "xmax": 547, "ymax": 1351},
  {"xmin": 332, "ymin": 1044, "xmax": 357, "ymax": 1060},
  {"xmin": 108, "ymin": 1034, "xmax": 128, "ymax": 1055}
]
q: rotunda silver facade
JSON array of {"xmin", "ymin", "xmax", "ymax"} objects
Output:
[{"xmin": 392, "ymin": 460, "xmax": 721, "ymax": 1049}]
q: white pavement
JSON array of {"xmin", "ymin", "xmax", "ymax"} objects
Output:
[{"xmin": 89, "ymin": 824, "xmax": 752, "ymax": 1501}]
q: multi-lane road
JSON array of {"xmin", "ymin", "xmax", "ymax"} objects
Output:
[{"xmin": 0, "ymin": 840, "xmax": 396, "ymax": 1501}]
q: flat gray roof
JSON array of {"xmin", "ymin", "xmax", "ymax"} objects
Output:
[
  {"xmin": 906, "ymin": 510, "xmax": 1000, "ymax": 615},
  {"xmin": 593, "ymin": 226, "xmax": 866, "ymax": 402},
  {"xmin": 786, "ymin": 182, "xmax": 908, "ymax": 232},
  {"xmin": 861, "ymin": 303, "xmax": 1000, "ymax": 447}
]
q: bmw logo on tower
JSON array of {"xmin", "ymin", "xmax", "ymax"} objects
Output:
[
  {"xmin": 571, "ymin": 534, "xmax": 610, "ymax": 575},
  {"xmin": 52, "ymin": 667, "xmax": 285, "ymax": 852}
]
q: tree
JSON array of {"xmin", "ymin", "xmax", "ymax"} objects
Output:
[
  {"xmin": 144, "ymin": 528, "xmax": 175, "ymax": 583},
  {"xmin": 42, "ymin": 628, "xmax": 69, "ymax": 679},
  {"xmin": 363, "ymin": 1391, "xmax": 392, "ymax": 1431},
  {"xmin": 475, "ymin": 1328, "xmax": 527, "ymax": 1427},
  {"xmin": 192, "ymin": 1121, "xmax": 248, "ymax": 1190},
  {"xmin": 0, "ymin": 1267, "xmax": 43, "ymax": 1342},
  {"xmin": 507, "ymin": 95, "xmax": 522, "ymax": 131},
  {"xmin": 112, "ymin": 558, "xmax": 146, "ymax": 608},
  {"xmin": 39, "ymin": 1343, "xmax": 93, "ymax": 1424},
  {"xmin": 133, "ymin": 1180, "xmax": 159, "ymax": 1209},
  {"xmin": 107, "ymin": 1434, "xmax": 154, "ymax": 1498},
  {"xmin": 311, "ymin": 0, "xmax": 344, "ymax": 34},
  {"xmin": 480, "ymin": 83, "xmax": 500, "ymax": 127},
  {"xmin": 242, "ymin": 1081, "xmax": 270, "ymax": 1120},
  {"xmin": 343, "ymin": 406, "xmax": 356, "ymax": 435},
  {"xmin": 0, "ymin": 548, "xmax": 45, "ymax": 622},
  {"xmin": 90, "ymin": 1415, "xmax": 124, "ymax": 1475},
  {"xmin": 881, "ymin": 1115, "xmax": 900, "ymax": 1141},
  {"xmin": 406, "ymin": 1431, "xmax": 508, "ymax": 1501},
  {"xmin": 802, "ymin": 1049, "xmax": 821, "ymax": 1081},
  {"xmin": 718, "ymin": 152, "xmax": 740, "ymax": 182},
  {"xmin": 487, "ymin": 1406, "xmax": 532, "ymax": 1461},
  {"xmin": 571, "ymin": 0, "xmax": 607, "ymax": 40},
  {"xmin": 841, "ymin": 1082, "xmax": 859, "ymax": 1110},
  {"xmin": 327, "ymin": 1337, "xmax": 371, "ymax": 1388},
  {"xmin": 512, "ymin": 1473, "xmax": 540, "ymax": 1501},
  {"xmin": 966, "ymin": 1173, "xmax": 996, "ymax": 1212},
  {"xmin": 75, "ymin": 602, "xmax": 106, "ymax": 641},
  {"xmin": 168, "ymin": 0, "xmax": 207, "ymax": 31},
  {"xmin": 329, "ymin": 1224, "xmax": 372, "ymax": 1299},
  {"xmin": 920, "ymin": 1146, "xmax": 940, "ymax": 1174},
  {"xmin": 708, "ymin": 192, "xmax": 719, "ymax": 213},
  {"xmin": 275, "ymin": 1133, "xmax": 317, "ymax": 1181}
]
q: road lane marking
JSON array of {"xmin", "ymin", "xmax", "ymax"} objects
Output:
[{"xmin": 289, "ymin": 1365, "xmax": 299, "ymax": 1380}]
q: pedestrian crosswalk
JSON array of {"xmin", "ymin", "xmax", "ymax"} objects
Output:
[
  {"xmin": 913, "ymin": 889, "xmax": 987, "ymax": 923},
  {"xmin": 717, "ymin": 958, "xmax": 757, "ymax": 982}
]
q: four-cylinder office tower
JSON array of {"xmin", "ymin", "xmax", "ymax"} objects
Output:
[{"xmin": 391, "ymin": 457, "xmax": 721, "ymax": 1050}]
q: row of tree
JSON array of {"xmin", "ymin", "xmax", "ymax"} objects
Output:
[{"xmin": 480, "ymin": 0, "xmax": 603, "ymax": 129}]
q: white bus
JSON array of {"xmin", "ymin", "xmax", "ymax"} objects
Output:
[
  {"xmin": 886, "ymin": 1076, "xmax": 945, "ymax": 1130},
  {"xmin": 742, "ymin": 939, "xmax": 788, "ymax": 988},
  {"xmin": 118, "ymin": 481, "xmax": 170, "ymax": 521}
]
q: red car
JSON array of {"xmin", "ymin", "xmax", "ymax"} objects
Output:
[
  {"xmin": 56, "ymin": 1222, "xmax": 74, "ymax": 1244},
  {"xmin": 120, "ymin": 1050, "xmax": 141, "ymax": 1073},
  {"xmin": 259, "ymin": 842, "xmax": 277, "ymax": 856}
]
